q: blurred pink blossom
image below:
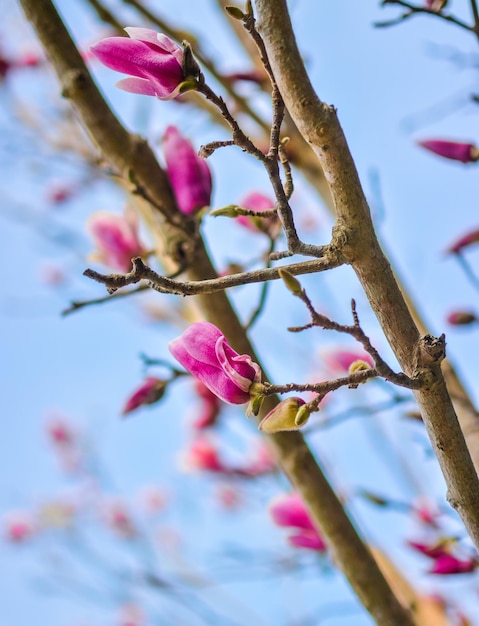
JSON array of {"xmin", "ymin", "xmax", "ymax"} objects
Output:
[
  {"xmin": 269, "ymin": 492, "xmax": 326, "ymax": 552},
  {"xmin": 215, "ymin": 484, "xmax": 243, "ymax": 509},
  {"xmin": 429, "ymin": 554, "xmax": 476, "ymax": 575},
  {"xmin": 162, "ymin": 126, "xmax": 212, "ymax": 215},
  {"xmin": 181, "ymin": 436, "xmax": 227, "ymax": 473},
  {"xmin": 446, "ymin": 311, "xmax": 477, "ymax": 326},
  {"xmin": 47, "ymin": 417, "xmax": 76, "ymax": 447},
  {"xmin": 417, "ymin": 139, "xmax": 478, "ymax": 163},
  {"xmin": 446, "ymin": 229, "xmax": 479, "ymax": 254},
  {"xmin": 137, "ymin": 486, "xmax": 169, "ymax": 513},
  {"xmin": 122, "ymin": 377, "xmax": 168, "ymax": 415},
  {"xmin": 3, "ymin": 512, "xmax": 36, "ymax": 543},
  {"xmin": 88, "ymin": 208, "xmax": 146, "ymax": 272},
  {"xmin": 90, "ymin": 28, "xmax": 184, "ymax": 99},
  {"xmin": 103, "ymin": 501, "xmax": 137, "ymax": 538}
]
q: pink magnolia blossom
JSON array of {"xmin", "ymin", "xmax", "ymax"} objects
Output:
[
  {"xmin": 169, "ymin": 322, "xmax": 261, "ymax": 404},
  {"xmin": 445, "ymin": 229, "xmax": 479, "ymax": 254},
  {"xmin": 90, "ymin": 28, "xmax": 184, "ymax": 99},
  {"xmin": 417, "ymin": 139, "xmax": 478, "ymax": 163},
  {"xmin": 236, "ymin": 192, "xmax": 279, "ymax": 236},
  {"xmin": 182, "ymin": 436, "xmax": 227, "ymax": 473},
  {"xmin": 429, "ymin": 554, "xmax": 477, "ymax": 575},
  {"xmin": 3, "ymin": 512, "xmax": 36, "ymax": 543},
  {"xmin": 446, "ymin": 311, "xmax": 477, "ymax": 326},
  {"xmin": 162, "ymin": 126, "xmax": 212, "ymax": 215},
  {"xmin": 122, "ymin": 377, "xmax": 167, "ymax": 415},
  {"xmin": 87, "ymin": 208, "xmax": 146, "ymax": 272},
  {"xmin": 269, "ymin": 492, "xmax": 327, "ymax": 552}
]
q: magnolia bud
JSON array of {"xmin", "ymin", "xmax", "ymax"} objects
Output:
[
  {"xmin": 258, "ymin": 397, "xmax": 305, "ymax": 433},
  {"xmin": 278, "ymin": 269, "xmax": 303, "ymax": 295}
]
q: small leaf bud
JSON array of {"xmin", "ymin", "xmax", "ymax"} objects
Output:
[
  {"xmin": 278, "ymin": 269, "xmax": 303, "ymax": 295},
  {"xmin": 210, "ymin": 205, "xmax": 241, "ymax": 218},
  {"xmin": 225, "ymin": 6, "xmax": 246, "ymax": 20}
]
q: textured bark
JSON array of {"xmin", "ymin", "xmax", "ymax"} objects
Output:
[{"xmin": 254, "ymin": 0, "xmax": 479, "ymax": 551}]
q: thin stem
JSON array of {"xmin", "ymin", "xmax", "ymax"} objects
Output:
[
  {"xmin": 264, "ymin": 368, "xmax": 378, "ymax": 397},
  {"xmin": 62, "ymin": 284, "xmax": 149, "ymax": 316},
  {"xmin": 377, "ymin": 1, "xmax": 474, "ymax": 35},
  {"xmin": 245, "ymin": 238, "xmax": 276, "ymax": 330},
  {"xmin": 455, "ymin": 252, "xmax": 479, "ymax": 293}
]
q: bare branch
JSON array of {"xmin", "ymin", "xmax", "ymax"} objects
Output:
[{"xmin": 83, "ymin": 252, "xmax": 342, "ymax": 296}]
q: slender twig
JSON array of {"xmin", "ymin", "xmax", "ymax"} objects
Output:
[
  {"xmin": 62, "ymin": 284, "xmax": 149, "ymax": 316},
  {"xmin": 244, "ymin": 238, "xmax": 276, "ymax": 329},
  {"xmin": 455, "ymin": 252, "xmax": 479, "ymax": 293},
  {"xmin": 471, "ymin": 0, "xmax": 479, "ymax": 34},
  {"xmin": 376, "ymin": 1, "xmax": 474, "ymax": 35},
  {"xmin": 83, "ymin": 253, "xmax": 340, "ymax": 296},
  {"xmin": 287, "ymin": 286, "xmax": 424, "ymax": 390},
  {"xmin": 264, "ymin": 368, "xmax": 379, "ymax": 398}
]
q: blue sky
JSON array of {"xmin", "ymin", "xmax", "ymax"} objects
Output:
[{"xmin": 2, "ymin": 1, "xmax": 479, "ymax": 624}]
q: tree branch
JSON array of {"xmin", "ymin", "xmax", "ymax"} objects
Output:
[
  {"xmin": 19, "ymin": 3, "xmax": 407, "ymax": 625},
  {"xmin": 254, "ymin": 0, "xmax": 479, "ymax": 613}
]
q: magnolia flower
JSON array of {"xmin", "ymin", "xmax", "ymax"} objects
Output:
[
  {"xmin": 87, "ymin": 208, "xmax": 146, "ymax": 272},
  {"xmin": 181, "ymin": 436, "xmax": 227, "ymax": 473},
  {"xmin": 429, "ymin": 554, "xmax": 477, "ymax": 575},
  {"xmin": 90, "ymin": 28, "xmax": 185, "ymax": 99},
  {"xmin": 269, "ymin": 492, "xmax": 326, "ymax": 552},
  {"xmin": 122, "ymin": 377, "xmax": 168, "ymax": 415},
  {"xmin": 162, "ymin": 126, "xmax": 212, "ymax": 215},
  {"xmin": 169, "ymin": 322, "xmax": 261, "ymax": 404},
  {"xmin": 417, "ymin": 139, "xmax": 479, "ymax": 163},
  {"xmin": 445, "ymin": 229, "xmax": 479, "ymax": 254}
]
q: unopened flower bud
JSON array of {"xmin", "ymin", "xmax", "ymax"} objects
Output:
[
  {"xmin": 447, "ymin": 311, "xmax": 477, "ymax": 326},
  {"xmin": 278, "ymin": 269, "xmax": 303, "ymax": 295},
  {"xmin": 417, "ymin": 139, "xmax": 479, "ymax": 164},
  {"xmin": 258, "ymin": 397, "xmax": 305, "ymax": 433}
]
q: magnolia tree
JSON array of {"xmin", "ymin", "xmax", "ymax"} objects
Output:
[{"xmin": 4, "ymin": 0, "xmax": 479, "ymax": 624}]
